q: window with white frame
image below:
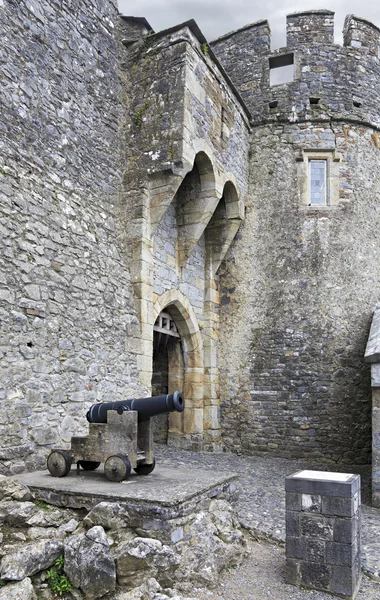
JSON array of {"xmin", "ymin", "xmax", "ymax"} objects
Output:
[
  {"xmin": 297, "ymin": 149, "xmax": 341, "ymax": 209},
  {"xmin": 309, "ymin": 159, "xmax": 327, "ymax": 205}
]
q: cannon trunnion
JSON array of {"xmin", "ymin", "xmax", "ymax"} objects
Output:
[{"xmin": 47, "ymin": 392, "xmax": 184, "ymax": 482}]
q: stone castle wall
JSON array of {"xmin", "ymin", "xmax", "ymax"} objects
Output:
[
  {"xmin": 0, "ymin": 0, "xmax": 143, "ymax": 474},
  {"xmin": 211, "ymin": 11, "xmax": 380, "ymax": 128},
  {"xmin": 214, "ymin": 12, "xmax": 380, "ymax": 462},
  {"xmin": 119, "ymin": 21, "xmax": 249, "ymax": 450},
  {"xmin": 1, "ymin": 2, "xmax": 380, "ymax": 469}
]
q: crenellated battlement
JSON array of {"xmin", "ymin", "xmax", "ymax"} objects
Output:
[
  {"xmin": 211, "ymin": 11, "xmax": 380, "ymax": 128},
  {"xmin": 286, "ymin": 10, "xmax": 335, "ymax": 46},
  {"xmin": 343, "ymin": 14, "xmax": 380, "ymax": 55}
]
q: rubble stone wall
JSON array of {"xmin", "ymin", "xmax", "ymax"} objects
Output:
[
  {"xmin": 211, "ymin": 11, "xmax": 380, "ymax": 463},
  {"xmin": 0, "ymin": 475, "xmax": 244, "ymax": 599},
  {"xmin": 0, "ymin": 0, "xmax": 143, "ymax": 475},
  {"xmin": 218, "ymin": 120, "xmax": 380, "ymax": 463}
]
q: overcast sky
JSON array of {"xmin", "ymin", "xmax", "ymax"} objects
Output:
[{"xmin": 118, "ymin": 1, "xmax": 380, "ymax": 49}]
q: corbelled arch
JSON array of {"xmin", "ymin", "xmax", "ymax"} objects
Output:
[
  {"xmin": 149, "ymin": 140, "xmax": 222, "ymax": 238},
  {"xmin": 153, "ymin": 290, "xmax": 205, "ymax": 450},
  {"xmin": 205, "ymin": 180, "xmax": 245, "ymax": 277},
  {"xmin": 176, "ymin": 151, "xmax": 221, "ymax": 267}
]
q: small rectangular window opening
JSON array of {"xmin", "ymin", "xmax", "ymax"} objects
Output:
[
  {"xmin": 269, "ymin": 53, "xmax": 294, "ymax": 86},
  {"xmin": 309, "ymin": 97, "xmax": 320, "ymax": 105},
  {"xmin": 309, "ymin": 160, "xmax": 327, "ymax": 205}
]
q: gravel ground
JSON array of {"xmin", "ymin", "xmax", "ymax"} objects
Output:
[
  {"xmin": 197, "ymin": 540, "xmax": 380, "ymax": 600},
  {"xmin": 155, "ymin": 446, "xmax": 380, "ymax": 586}
]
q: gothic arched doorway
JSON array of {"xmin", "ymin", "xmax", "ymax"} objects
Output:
[
  {"xmin": 151, "ymin": 310, "xmax": 185, "ymax": 444},
  {"xmin": 152, "ymin": 290, "xmax": 205, "ymax": 450}
]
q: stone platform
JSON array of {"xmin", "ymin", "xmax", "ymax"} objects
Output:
[
  {"xmin": 0, "ymin": 463, "xmax": 246, "ymax": 598},
  {"xmin": 16, "ymin": 464, "xmax": 237, "ymax": 510}
]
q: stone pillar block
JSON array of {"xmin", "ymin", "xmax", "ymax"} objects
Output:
[{"xmin": 285, "ymin": 470, "xmax": 361, "ymax": 599}]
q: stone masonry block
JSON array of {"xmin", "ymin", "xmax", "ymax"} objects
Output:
[
  {"xmin": 334, "ymin": 516, "xmax": 360, "ymax": 544},
  {"xmin": 322, "ymin": 494, "xmax": 358, "ymax": 518},
  {"xmin": 299, "ymin": 514, "xmax": 334, "ymax": 541},
  {"xmin": 286, "ymin": 492, "xmax": 302, "ymax": 511},
  {"xmin": 373, "ymin": 388, "xmax": 380, "ymax": 407},
  {"xmin": 300, "ymin": 562, "xmax": 331, "ymax": 590},
  {"xmin": 286, "ymin": 472, "xmax": 361, "ymax": 498},
  {"xmin": 286, "ymin": 537, "xmax": 304, "ymax": 560},
  {"xmin": 331, "ymin": 564, "xmax": 361, "ymax": 597},
  {"xmin": 286, "ymin": 511, "xmax": 300, "ymax": 537},
  {"xmin": 326, "ymin": 540, "xmax": 357, "ymax": 566},
  {"xmin": 373, "ymin": 490, "xmax": 380, "ymax": 509},
  {"xmin": 304, "ymin": 538, "xmax": 326, "ymax": 563},
  {"xmin": 301, "ymin": 494, "xmax": 321, "ymax": 513},
  {"xmin": 285, "ymin": 559, "xmax": 300, "ymax": 586},
  {"xmin": 373, "ymin": 432, "xmax": 380, "ymax": 452}
]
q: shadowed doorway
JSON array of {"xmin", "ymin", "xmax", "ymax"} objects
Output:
[{"xmin": 151, "ymin": 310, "xmax": 185, "ymax": 444}]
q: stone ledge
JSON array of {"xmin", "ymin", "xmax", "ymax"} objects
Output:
[
  {"xmin": 285, "ymin": 471, "xmax": 360, "ymax": 498},
  {"xmin": 15, "ymin": 465, "xmax": 238, "ymax": 510}
]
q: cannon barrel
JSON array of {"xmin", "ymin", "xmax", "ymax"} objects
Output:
[{"xmin": 86, "ymin": 391, "xmax": 184, "ymax": 424}]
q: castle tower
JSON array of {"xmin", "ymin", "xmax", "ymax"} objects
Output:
[{"xmin": 212, "ymin": 11, "xmax": 380, "ymax": 463}]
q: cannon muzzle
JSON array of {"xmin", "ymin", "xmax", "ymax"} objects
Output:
[{"xmin": 86, "ymin": 391, "xmax": 184, "ymax": 424}]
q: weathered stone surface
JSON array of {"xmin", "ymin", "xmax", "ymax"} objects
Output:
[
  {"xmin": 365, "ymin": 307, "xmax": 380, "ymax": 363},
  {"xmin": 83, "ymin": 501, "xmax": 128, "ymax": 531},
  {"xmin": 0, "ymin": 577, "xmax": 36, "ymax": 600},
  {"xmin": 209, "ymin": 498, "xmax": 244, "ymax": 544},
  {"xmin": 27, "ymin": 518, "xmax": 79, "ymax": 541},
  {"xmin": 13, "ymin": 465, "xmax": 244, "ymax": 592},
  {"xmin": 0, "ymin": 501, "xmax": 38, "ymax": 526},
  {"xmin": 0, "ymin": 498, "xmax": 76, "ymax": 529},
  {"xmin": 112, "ymin": 577, "xmax": 197, "ymax": 600},
  {"xmin": 64, "ymin": 526, "xmax": 116, "ymax": 599},
  {"xmin": 0, "ymin": 0, "xmax": 145, "ymax": 475},
  {"xmin": 177, "ymin": 508, "xmax": 244, "ymax": 588},
  {"xmin": 115, "ymin": 537, "xmax": 180, "ymax": 588},
  {"xmin": 0, "ymin": 540, "xmax": 62, "ymax": 580},
  {"xmin": 0, "ymin": 475, "xmax": 32, "ymax": 502}
]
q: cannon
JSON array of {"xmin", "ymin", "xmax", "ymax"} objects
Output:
[{"xmin": 47, "ymin": 391, "xmax": 184, "ymax": 482}]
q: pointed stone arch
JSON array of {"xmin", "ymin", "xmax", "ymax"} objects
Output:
[
  {"xmin": 153, "ymin": 290, "xmax": 205, "ymax": 450},
  {"xmin": 176, "ymin": 151, "xmax": 221, "ymax": 267},
  {"xmin": 205, "ymin": 180, "xmax": 244, "ymax": 277}
]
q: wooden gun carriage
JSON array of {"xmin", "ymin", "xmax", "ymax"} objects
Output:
[{"xmin": 47, "ymin": 391, "xmax": 184, "ymax": 482}]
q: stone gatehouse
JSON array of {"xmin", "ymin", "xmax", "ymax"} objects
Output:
[{"xmin": 1, "ymin": 1, "xmax": 380, "ymax": 474}]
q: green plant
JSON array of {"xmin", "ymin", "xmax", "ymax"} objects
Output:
[
  {"xmin": 54, "ymin": 555, "xmax": 65, "ymax": 570},
  {"xmin": 142, "ymin": 32, "xmax": 155, "ymax": 49},
  {"xmin": 134, "ymin": 101, "xmax": 150, "ymax": 128},
  {"xmin": 46, "ymin": 556, "xmax": 73, "ymax": 597},
  {"xmin": 0, "ymin": 580, "xmax": 6, "ymax": 587},
  {"xmin": 201, "ymin": 42, "xmax": 209, "ymax": 55},
  {"xmin": 34, "ymin": 499, "xmax": 51, "ymax": 510}
]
